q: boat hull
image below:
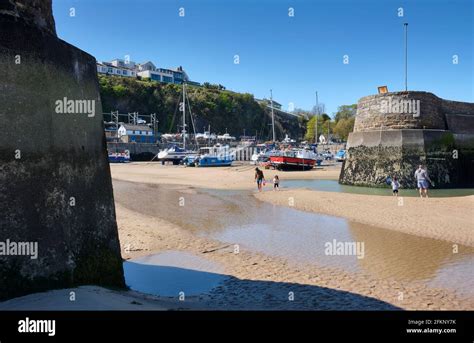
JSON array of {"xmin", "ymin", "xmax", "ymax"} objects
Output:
[
  {"xmin": 270, "ymin": 156, "xmax": 316, "ymax": 171},
  {"xmin": 197, "ymin": 156, "xmax": 233, "ymax": 167},
  {"xmin": 108, "ymin": 155, "xmax": 130, "ymax": 163}
]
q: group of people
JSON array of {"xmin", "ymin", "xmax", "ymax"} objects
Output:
[
  {"xmin": 389, "ymin": 164, "xmax": 434, "ymax": 198},
  {"xmin": 254, "ymin": 167, "xmax": 279, "ymax": 192},
  {"xmin": 255, "ymin": 164, "xmax": 434, "ymax": 198}
]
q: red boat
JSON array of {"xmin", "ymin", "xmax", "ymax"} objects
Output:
[{"xmin": 269, "ymin": 149, "xmax": 320, "ymax": 171}]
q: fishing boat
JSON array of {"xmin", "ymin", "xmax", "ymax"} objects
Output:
[
  {"xmin": 270, "ymin": 149, "xmax": 320, "ymax": 171},
  {"xmin": 108, "ymin": 150, "xmax": 130, "ymax": 163}
]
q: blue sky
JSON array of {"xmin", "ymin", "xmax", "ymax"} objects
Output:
[{"xmin": 53, "ymin": 0, "xmax": 473, "ymax": 116}]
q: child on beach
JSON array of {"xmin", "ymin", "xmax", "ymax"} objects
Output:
[
  {"xmin": 273, "ymin": 175, "xmax": 280, "ymax": 190},
  {"xmin": 391, "ymin": 176, "xmax": 400, "ymax": 196}
]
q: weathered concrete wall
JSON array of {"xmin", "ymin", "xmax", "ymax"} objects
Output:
[
  {"xmin": 340, "ymin": 130, "xmax": 462, "ymax": 188},
  {"xmin": 0, "ymin": 0, "xmax": 125, "ymax": 300},
  {"xmin": 340, "ymin": 91, "xmax": 474, "ymax": 188},
  {"xmin": 353, "ymin": 91, "xmax": 474, "ymax": 132},
  {"xmin": 0, "ymin": 0, "xmax": 56, "ymax": 35}
]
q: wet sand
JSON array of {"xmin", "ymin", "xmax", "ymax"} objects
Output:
[
  {"xmin": 110, "ymin": 161, "xmax": 341, "ymax": 190},
  {"xmin": 112, "ymin": 178, "xmax": 474, "ymax": 310},
  {"xmin": 255, "ymin": 189, "xmax": 474, "ymax": 247},
  {"xmin": 111, "ymin": 162, "xmax": 473, "ymax": 247}
]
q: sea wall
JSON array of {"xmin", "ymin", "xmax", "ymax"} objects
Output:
[
  {"xmin": 340, "ymin": 91, "xmax": 474, "ymax": 188},
  {"xmin": 0, "ymin": 0, "xmax": 124, "ymax": 300}
]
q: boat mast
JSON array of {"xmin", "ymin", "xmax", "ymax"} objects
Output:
[
  {"xmin": 315, "ymin": 91, "xmax": 319, "ymax": 145},
  {"xmin": 182, "ymin": 82, "xmax": 186, "ymax": 149},
  {"xmin": 270, "ymin": 89, "xmax": 275, "ymax": 143}
]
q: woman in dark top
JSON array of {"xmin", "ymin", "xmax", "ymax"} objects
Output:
[{"xmin": 255, "ymin": 167, "xmax": 265, "ymax": 192}]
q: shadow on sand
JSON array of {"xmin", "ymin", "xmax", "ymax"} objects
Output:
[{"xmin": 124, "ymin": 262, "xmax": 403, "ymax": 311}]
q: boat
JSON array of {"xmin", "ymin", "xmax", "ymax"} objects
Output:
[
  {"xmin": 282, "ymin": 134, "xmax": 296, "ymax": 144},
  {"xmin": 157, "ymin": 145, "xmax": 197, "ymax": 165},
  {"xmin": 335, "ymin": 149, "xmax": 346, "ymax": 162},
  {"xmin": 217, "ymin": 133, "xmax": 236, "ymax": 141},
  {"xmin": 195, "ymin": 131, "xmax": 216, "ymax": 141},
  {"xmin": 270, "ymin": 149, "xmax": 320, "ymax": 171},
  {"xmin": 185, "ymin": 145, "xmax": 234, "ymax": 167},
  {"xmin": 197, "ymin": 155, "xmax": 233, "ymax": 167},
  {"xmin": 108, "ymin": 150, "xmax": 130, "ymax": 163},
  {"xmin": 156, "ymin": 82, "xmax": 198, "ymax": 164}
]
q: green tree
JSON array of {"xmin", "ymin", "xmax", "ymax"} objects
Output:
[
  {"xmin": 333, "ymin": 117, "xmax": 355, "ymax": 141},
  {"xmin": 334, "ymin": 104, "xmax": 357, "ymax": 123},
  {"xmin": 305, "ymin": 114, "xmax": 333, "ymax": 141}
]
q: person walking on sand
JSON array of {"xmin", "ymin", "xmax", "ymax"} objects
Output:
[
  {"xmin": 391, "ymin": 176, "xmax": 400, "ymax": 196},
  {"xmin": 255, "ymin": 167, "xmax": 265, "ymax": 192},
  {"xmin": 414, "ymin": 164, "xmax": 433, "ymax": 198},
  {"xmin": 273, "ymin": 175, "xmax": 280, "ymax": 191}
]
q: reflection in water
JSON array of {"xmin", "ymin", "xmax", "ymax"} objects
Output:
[
  {"xmin": 124, "ymin": 251, "xmax": 228, "ymax": 296},
  {"xmin": 283, "ymin": 179, "xmax": 474, "ymax": 197},
  {"xmin": 113, "ymin": 180, "xmax": 474, "ymax": 298}
]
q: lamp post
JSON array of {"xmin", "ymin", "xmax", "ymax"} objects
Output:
[{"xmin": 404, "ymin": 23, "xmax": 408, "ymax": 91}]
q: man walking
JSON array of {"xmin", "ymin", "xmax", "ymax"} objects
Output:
[{"xmin": 414, "ymin": 164, "xmax": 433, "ymax": 198}]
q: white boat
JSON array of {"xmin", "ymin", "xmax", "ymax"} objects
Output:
[
  {"xmin": 282, "ymin": 134, "xmax": 296, "ymax": 144},
  {"xmin": 157, "ymin": 145, "xmax": 197, "ymax": 164},
  {"xmin": 195, "ymin": 131, "xmax": 217, "ymax": 140},
  {"xmin": 156, "ymin": 82, "xmax": 197, "ymax": 163},
  {"xmin": 217, "ymin": 133, "xmax": 235, "ymax": 141}
]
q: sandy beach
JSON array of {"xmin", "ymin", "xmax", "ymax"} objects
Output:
[
  {"xmin": 114, "ymin": 184, "xmax": 474, "ymax": 310},
  {"xmin": 109, "ymin": 161, "xmax": 340, "ymax": 189},
  {"xmin": 2, "ymin": 162, "xmax": 472, "ymax": 310},
  {"xmin": 112, "ymin": 162, "xmax": 474, "ymax": 247},
  {"xmin": 107, "ymin": 162, "xmax": 473, "ymax": 310}
]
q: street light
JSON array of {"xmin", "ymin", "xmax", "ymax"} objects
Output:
[{"xmin": 404, "ymin": 23, "xmax": 408, "ymax": 91}]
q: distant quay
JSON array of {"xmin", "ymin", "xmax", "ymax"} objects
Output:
[{"xmin": 339, "ymin": 91, "xmax": 474, "ymax": 188}]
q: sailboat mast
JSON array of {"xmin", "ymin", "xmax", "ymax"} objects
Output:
[
  {"xmin": 315, "ymin": 91, "xmax": 319, "ymax": 144},
  {"xmin": 270, "ymin": 89, "xmax": 275, "ymax": 143},
  {"xmin": 182, "ymin": 82, "xmax": 186, "ymax": 149}
]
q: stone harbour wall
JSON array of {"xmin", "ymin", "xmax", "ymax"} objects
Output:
[
  {"xmin": 340, "ymin": 91, "xmax": 474, "ymax": 188},
  {"xmin": 353, "ymin": 91, "xmax": 474, "ymax": 133},
  {"xmin": 0, "ymin": 0, "xmax": 125, "ymax": 300}
]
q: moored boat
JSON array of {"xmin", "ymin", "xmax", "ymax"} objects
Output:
[
  {"xmin": 197, "ymin": 155, "xmax": 233, "ymax": 167},
  {"xmin": 188, "ymin": 145, "xmax": 234, "ymax": 167},
  {"xmin": 270, "ymin": 149, "xmax": 320, "ymax": 171},
  {"xmin": 108, "ymin": 150, "xmax": 130, "ymax": 163},
  {"xmin": 157, "ymin": 145, "xmax": 197, "ymax": 165}
]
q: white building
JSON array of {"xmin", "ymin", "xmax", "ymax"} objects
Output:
[
  {"xmin": 97, "ymin": 59, "xmax": 137, "ymax": 78},
  {"xmin": 136, "ymin": 62, "xmax": 189, "ymax": 84},
  {"xmin": 118, "ymin": 124, "xmax": 156, "ymax": 143},
  {"xmin": 97, "ymin": 58, "xmax": 190, "ymax": 84}
]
